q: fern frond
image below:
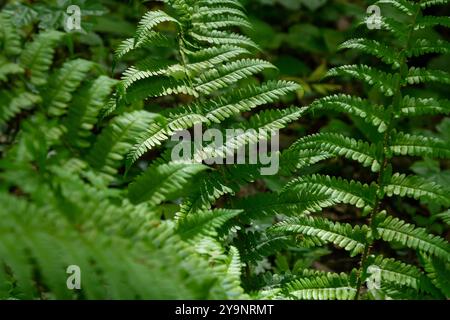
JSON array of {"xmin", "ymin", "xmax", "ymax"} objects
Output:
[
  {"xmin": 193, "ymin": 107, "xmax": 305, "ymax": 162},
  {"xmin": 419, "ymin": 253, "xmax": 450, "ymax": 297},
  {"xmin": 420, "ymin": 0, "xmax": 450, "ymax": 8},
  {"xmin": 270, "ymin": 216, "xmax": 368, "ymax": 256},
  {"xmin": 338, "ymin": 39, "xmax": 400, "ymax": 68},
  {"xmin": 390, "ymin": 132, "xmax": 450, "ymax": 159},
  {"xmin": 190, "ymin": 29, "xmax": 259, "ymax": 50},
  {"xmin": 181, "ymin": 164, "xmax": 261, "ymax": 215},
  {"xmin": 406, "ymin": 67, "xmax": 450, "ymax": 85},
  {"xmin": 235, "ymin": 231, "xmax": 293, "ymax": 263},
  {"xmin": 367, "ymin": 255, "xmax": 426, "ymax": 291},
  {"xmin": 435, "ymin": 210, "xmax": 450, "ymax": 225},
  {"xmin": 377, "ymin": 16, "xmax": 409, "ymax": 41},
  {"xmin": 400, "ymin": 96, "xmax": 450, "ymax": 116},
  {"xmin": 176, "ymin": 208, "xmax": 241, "ymax": 239},
  {"xmin": 44, "ymin": 59, "xmax": 94, "ymax": 117},
  {"xmin": 19, "ymin": 30, "xmax": 64, "ymax": 86},
  {"xmin": 326, "ymin": 65, "xmax": 399, "ymax": 96},
  {"xmin": 415, "ymin": 16, "xmax": 450, "ymax": 29},
  {"xmin": 194, "ymin": 59, "xmax": 276, "ymax": 94},
  {"xmin": 281, "ymin": 271, "xmax": 357, "ymax": 300},
  {"xmin": 87, "ymin": 110, "xmax": 160, "ymax": 182},
  {"xmin": 135, "ymin": 10, "xmax": 179, "ymax": 43},
  {"xmin": 374, "ymin": 212, "xmax": 450, "ymax": 261},
  {"xmin": 216, "ymin": 246, "xmax": 246, "ymax": 299},
  {"xmin": 197, "ymin": 0, "xmax": 245, "ymax": 9},
  {"xmin": 202, "ymin": 80, "xmax": 300, "ymax": 122},
  {"xmin": 406, "ymin": 39, "xmax": 450, "ymax": 57},
  {"xmin": 285, "ymin": 133, "xmax": 381, "ymax": 172},
  {"xmin": 126, "ymin": 80, "xmax": 298, "ymax": 167},
  {"xmin": 125, "ymin": 113, "xmax": 205, "ymax": 169},
  {"xmin": 0, "ymin": 57, "xmax": 24, "ymax": 81},
  {"xmin": 121, "ymin": 59, "xmax": 175, "ymax": 90},
  {"xmin": 375, "ymin": 0, "xmax": 418, "ymax": 16},
  {"xmin": 235, "ymin": 190, "xmax": 338, "ymax": 219},
  {"xmin": 384, "ymin": 173, "xmax": 450, "ymax": 206},
  {"xmin": 309, "ymin": 94, "xmax": 388, "ymax": 132},
  {"xmin": 0, "ymin": 12, "xmax": 21, "ymax": 57},
  {"xmin": 283, "ymin": 174, "xmax": 377, "ymax": 210},
  {"xmin": 0, "ymin": 91, "xmax": 40, "ymax": 126},
  {"xmin": 65, "ymin": 76, "xmax": 118, "ymax": 148},
  {"xmin": 193, "ymin": 7, "xmax": 247, "ymax": 20},
  {"xmin": 115, "ymin": 32, "xmax": 172, "ymax": 61},
  {"xmin": 128, "ymin": 162, "xmax": 209, "ymax": 205},
  {"xmin": 123, "ymin": 76, "xmax": 198, "ymax": 103},
  {"xmin": 185, "ymin": 45, "xmax": 249, "ymax": 69},
  {"xmin": 280, "ymin": 148, "xmax": 333, "ymax": 173},
  {"xmin": 194, "ymin": 15, "xmax": 251, "ymax": 29}
]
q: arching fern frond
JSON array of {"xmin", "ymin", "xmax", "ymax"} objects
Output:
[
  {"xmin": 270, "ymin": 216, "xmax": 368, "ymax": 256},
  {"xmin": 0, "ymin": 12, "xmax": 21, "ymax": 57},
  {"xmin": 128, "ymin": 162, "xmax": 209, "ymax": 205},
  {"xmin": 176, "ymin": 208, "xmax": 241, "ymax": 240},
  {"xmin": 309, "ymin": 94, "xmax": 388, "ymax": 133},
  {"xmin": 390, "ymin": 132, "xmax": 450, "ymax": 159},
  {"xmin": 384, "ymin": 173, "xmax": 450, "ymax": 207},
  {"xmin": 419, "ymin": 253, "xmax": 450, "ymax": 298},
  {"xmin": 406, "ymin": 67, "xmax": 450, "ymax": 86},
  {"xmin": 326, "ymin": 65, "xmax": 399, "ymax": 96},
  {"xmin": 399, "ymin": 96, "xmax": 450, "ymax": 116},
  {"xmin": 373, "ymin": 213, "xmax": 450, "ymax": 261},
  {"xmin": 44, "ymin": 59, "xmax": 95, "ymax": 117},
  {"xmin": 65, "ymin": 76, "xmax": 118, "ymax": 149},
  {"xmin": 19, "ymin": 30, "xmax": 65, "ymax": 86},
  {"xmin": 338, "ymin": 39, "xmax": 400, "ymax": 68},
  {"xmin": 284, "ymin": 132, "xmax": 381, "ymax": 172},
  {"xmin": 280, "ymin": 271, "xmax": 357, "ymax": 300},
  {"xmin": 87, "ymin": 110, "xmax": 161, "ymax": 182},
  {"xmin": 283, "ymin": 174, "xmax": 377, "ymax": 210}
]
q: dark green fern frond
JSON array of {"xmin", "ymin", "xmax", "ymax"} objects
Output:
[
  {"xmin": 419, "ymin": 253, "xmax": 450, "ymax": 298},
  {"xmin": 384, "ymin": 173, "xmax": 450, "ymax": 207},
  {"xmin": 400, "ymin": 96, "xmax": 450, "ymax": 116},
  {"xmin": 0, "ymin": 12, "xmax": 21, "ymax": 57},
  {"xmin": 325, "ymin": 65, "xmax": 399, "ymax": 96},
  {"xmin": 373, "ymin": 212, "xmax": 450, "ymax": 261},
  {"xmin": 279, "ymin": 271, "xmax": 357, "ymax": 300},
  {"xmin": 309, "ymin": 94, "xmax": 388, "ymax": 133},
  {"xmin": 176, "ymin": 208, "xmax": 241, "ymax": 240},
  {"xmin": 283, "ymin": 174, "xmax": 377, "ymax": 211},
  {"xmin": 270, "ymin": 216, "xmax": 368, "ymax": 257},
  {"xmin": 283, "ymin": 132, "xmax": 381, "ymax": 172},
  {"xmin": 65, "ymin": 76, "xmax": 118, "ymax": 149},
  {"xmin": 338, "ymin": 39, "xmax": 400, "ymax": 68},
  {"xmin": 19, "ymin": 30, "xmax": 65, "ymax": 86},
  {"xmin": 87, "ymin": 110, "xmax": 161, "ymax": 183},
  {"xmin": 44, "ymin": 59, "xmax": 95, "ymax": 116},
  {"xmin": 128, "ymin": 162, "xmax": 209, "ymax": 205},
  {"xmin": 390, "ymin": 132, "xmax": 450, "ymax": 159}
]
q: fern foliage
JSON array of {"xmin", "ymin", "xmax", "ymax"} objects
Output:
[
  {"xmin": 260, "ymin": 0, "xmax": 450, "ymax": 300},
  {"xmin": 1, "ymin": 0, "xmax": 449, "ymax": 301}
]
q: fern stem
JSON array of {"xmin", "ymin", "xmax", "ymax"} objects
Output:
[{"xmin": 354, "ymin": 4, "xmax": 423, "ymax": 300}]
